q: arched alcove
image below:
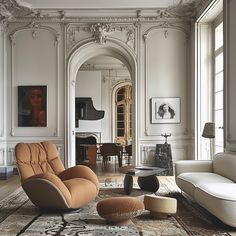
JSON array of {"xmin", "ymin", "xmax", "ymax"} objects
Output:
[{"xmin": 66, "ymin": 39, "xmax": 137, "ymax": 167}]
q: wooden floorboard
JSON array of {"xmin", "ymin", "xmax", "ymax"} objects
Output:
[{"xmin": 0, "ymin": 175, "xmax": 21, "ymax": 201}]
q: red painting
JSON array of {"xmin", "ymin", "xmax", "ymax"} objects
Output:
[{"xmin": 18, "ymin": 86, "xmax": 47, "ymax": 127}]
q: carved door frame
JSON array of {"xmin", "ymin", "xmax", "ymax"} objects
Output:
[{"xmin": 66, "ymin": 39, "xmax": 137, "ymax": 167}]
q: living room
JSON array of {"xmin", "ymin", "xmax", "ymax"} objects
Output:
[{"xmin": 1, "ymin": 0, "xmax": 236, "ymax": 235}]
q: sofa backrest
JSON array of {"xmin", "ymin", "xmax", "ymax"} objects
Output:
[{"xmin": 213, "ymin": 152, "xmax": 236, "ymax": 182}]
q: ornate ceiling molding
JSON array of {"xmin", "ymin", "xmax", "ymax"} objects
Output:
[
  {"xmin": 66, "ymin": 23, "xmax": 136, "ymax": 52},
  {"xmin": 166, "ymin": 0, "xmax": 211, "ymax": 19},
  {"xmin": 1, "ymin": 0, "xmax": 213, "ymax": 25},
  {"xmin": 0, "ymin": 0, "xmax": 32, "ymax": 28}
]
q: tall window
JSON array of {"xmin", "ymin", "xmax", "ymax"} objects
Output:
[
  {"xmin": 115, "ymin": 85, "xmax": 132, "ymax": 145},
  {"xmin": 196, "ymin": 0, "xmax": 223, "ymax": 160},
  {"xmin": 214, "ymin": 20, "xmax": 224, "ymax": 153}
]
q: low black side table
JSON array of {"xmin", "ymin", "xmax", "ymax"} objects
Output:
[{"xmin": 120, "ymin": 166, "xmax": 165, "ymax": 195}]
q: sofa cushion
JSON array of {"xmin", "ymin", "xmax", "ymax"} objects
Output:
[
  {"xmin": 195, "ymin": 183, "xmax": 236, "ymax": 227},
  {"xmin": 176, "ymin": 172, "xmax": 233, "ymax": 198},
  {"xmin": 196, "ymin": 183, "xmax": 236, "ymax": 201},
  {"xmin": 213, "ymin": 152, "xmax": 236, "ymax": 182}
]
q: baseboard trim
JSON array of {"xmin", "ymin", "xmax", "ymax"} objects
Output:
[{"xmin": 0, "ymin": 167, "xmax": 14, "ymax": 180}]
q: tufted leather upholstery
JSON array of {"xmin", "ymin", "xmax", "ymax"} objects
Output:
[{"xmin": 15, "ymin": 141, "xmax": 99, "ymax": 210}]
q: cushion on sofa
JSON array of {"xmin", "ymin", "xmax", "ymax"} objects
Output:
[
  {"xmin": 213, "ymin": 152, "xmax": 236, "ymax": 182},
  {"xmin": 195, "ymin": 183, "xmax": 236, "ymax": 227},
  {"xmin": 177, "ymin": 172, "xmax": 233, "ymax": 198},
  {"xmin": 196, "ymin": 183, "xmax": 236, "ymax": 201}
]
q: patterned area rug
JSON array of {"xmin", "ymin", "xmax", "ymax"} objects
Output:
[{"xmin": 0, "ymin": 177, "xmax": 235, "ymax": 236}]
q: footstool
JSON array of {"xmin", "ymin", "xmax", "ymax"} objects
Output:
[
  {"xmin": 144, "ymin": 195, "xmax": 177, "ymax": 218},
  {"xmin": 97, "ymin": 197, "xmax": 144, "ymax": 225}
]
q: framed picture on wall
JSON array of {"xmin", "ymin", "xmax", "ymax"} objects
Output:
[
  {"xmin": 151, "ymin": 97, "xmax": 180, "ymax": 124},
  {"xmin": 18, "ymin": 85, "xmax": 47, "ymax": 127}
]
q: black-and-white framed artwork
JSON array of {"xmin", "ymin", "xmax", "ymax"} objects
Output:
[{"xmin": 151, "ymin": 97, "xmax": 180, "ymax": 124}]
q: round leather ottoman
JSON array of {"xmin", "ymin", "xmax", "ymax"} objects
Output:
[
  {"xmin": 97, "ymin": 197, "xmax": 144, "ymax": 225},
  {"xmin": 144, "ymin": 195, "xmax": 177, "ymax": 218}
]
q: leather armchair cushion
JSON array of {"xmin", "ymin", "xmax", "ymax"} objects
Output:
[
  {"xmin": 59, "ymin": 165, "xmax": 99, "ymax": 192},
  {"xmin": 15, "ymin": 142, "xmax": 65, "ymax": 181},
  {"xmin": 63, "ymin": 178, "xmax": 98, "ymax": 208}
]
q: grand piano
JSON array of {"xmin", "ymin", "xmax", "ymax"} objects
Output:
[
  {"xmin": 75, "ymin": 97, "xmax": 105, "ymax": 164},
  {"xmin": 75, "ymin": 97, "xmax": 104, "ymax": 126}
]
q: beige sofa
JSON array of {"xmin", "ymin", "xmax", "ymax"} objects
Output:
[{"xmin": 175, "ymin": 152, "xmax": 236, "ymax": 227}]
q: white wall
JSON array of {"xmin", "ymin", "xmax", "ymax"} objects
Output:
[
  {"xmin": 138, "ymin": 23, "xmax": 193, "ymax": 164},
  {"xmin": 1, "ymin": 23, "xmax": 66, "ymax": 166},
  {"xmin": 75, "ymin": 71, "xmax": 102, "ymax": 133},
  {"xmin": 1, "ymin": 14, "xmax": 196, "ymax": 167}
]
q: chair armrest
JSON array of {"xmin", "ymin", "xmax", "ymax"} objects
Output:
[
  {"xmin": 174, "ymin": 160, "xmax": 213, "ymax": 177},
  {"xmin": 22, "ymin": 172, "xmax": 72, "ymax": 209},
  {"xmin": 58, "ymin": 165, "xmax": 100, "ymax": 192}
]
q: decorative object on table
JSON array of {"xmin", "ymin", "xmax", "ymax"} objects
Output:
[
  {"xmin": 144, "ymin": 195, "xmax": 177, "ymax": 219},
  {"xmin": 96, "ymin": 197, "xmax": 144, "ymax": 225},
  {"xmin": 18, "ymin": 85, "xmax": 47, "ymax": 127},
  {"xmin": 151, "ymin": 97, "xmax": 180, "ymax": 124},
  {"xmin": 155, "ymin": 133, "xmax": 173, "ymax": 176},
  {"xmin": 202, "ymin": 122, "xmax": 215, "ymax": 159}
]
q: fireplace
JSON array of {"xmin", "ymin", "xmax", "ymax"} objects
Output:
[{"xmin": 75, "ymin": 132, "xmax": 100, "ymax": 164}]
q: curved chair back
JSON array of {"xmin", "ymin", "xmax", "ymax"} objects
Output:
[
  {"xmin": 15, "ymin": 141, "xmax": 65, "ymax": 181},
  {"xmin": 100, "ymin": 143, "xmax": 121, "ymax": 156},
  {"xmin": 100, "ymin": 143, "xmax": 123, "ymax": 168}
]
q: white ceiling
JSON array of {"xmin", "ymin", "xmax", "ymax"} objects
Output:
[{"xmin": 20, "ymin": 0, "xmax": 182, "ymax": 9}]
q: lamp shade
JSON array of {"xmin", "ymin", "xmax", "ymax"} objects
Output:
[{"xmin": 202, "ymin": 122, "xmax": 215, "ymax": 138}]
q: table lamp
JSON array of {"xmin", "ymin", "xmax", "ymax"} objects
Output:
[{"xmin": 202, "ymin": 122, "xmax": 215, "ymax": 159}]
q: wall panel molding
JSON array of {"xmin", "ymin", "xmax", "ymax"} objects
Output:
[
  {"xmin": 143, "ymin": 23, "xmax": 189, "ymax": 138},
  {"xmin": 139, "ymin": 143, "xmax": 190, "ymax": 166},
  {"xmin": 9, "ymin": 24, "xmax": 60, "ymax": 137},
  {"xmin": 0, "ymin": 30, "xmax": 5, "ymax": 138}
]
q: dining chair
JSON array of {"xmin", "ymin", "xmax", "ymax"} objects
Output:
[
  {"xmin": 125, "ymin": 144, "xmax": 132, "ymax": 165},
  {"xmin": 100, "ymin": 143, "xmax": 123, "ymax": 170}
]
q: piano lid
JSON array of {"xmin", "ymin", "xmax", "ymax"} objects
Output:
[{"xmin": 75, "ymin": 97, "xmax": 105, "ymax": 121}]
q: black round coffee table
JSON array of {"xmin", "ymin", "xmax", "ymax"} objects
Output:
[{"xmin": 120, "ymin": 166, "xmax": 165, "ymax": 195}]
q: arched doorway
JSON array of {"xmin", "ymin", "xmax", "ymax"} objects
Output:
[{"xmin": 66, "ymin": 40, "xmax": 137, "ymax": 167}]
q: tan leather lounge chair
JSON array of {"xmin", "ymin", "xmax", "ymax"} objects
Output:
[{"xmin": 15, "ymin": 141, "xmax": 99, "ymax": 210}]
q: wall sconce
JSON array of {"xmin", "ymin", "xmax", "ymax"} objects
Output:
[{"xmin": 202, "ymin": 122, "xmax": 215, "ymax": 159}]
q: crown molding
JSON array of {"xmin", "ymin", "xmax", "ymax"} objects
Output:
[{"xmin": 2, "ymin": 0, "xmax": 213, "ymax": 24}]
